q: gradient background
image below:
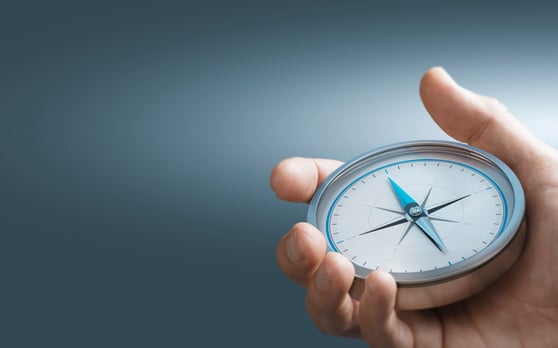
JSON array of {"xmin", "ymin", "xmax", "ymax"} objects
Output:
[{"xmin": 3, "ymin": 1, "xmax": 558, "ymax": 347}]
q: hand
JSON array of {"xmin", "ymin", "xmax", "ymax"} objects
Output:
[{"xmin": 270, "ymin": 67, "xmax": 558, "ymax": 347}]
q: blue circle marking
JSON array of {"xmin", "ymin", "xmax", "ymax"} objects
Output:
[{"xmin": 325, "ymin": 159, "xmax": 509, "ymax": 253}]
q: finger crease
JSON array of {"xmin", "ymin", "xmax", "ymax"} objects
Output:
[{"xmin": 466, "ymin": 112, "xmax": 496, "ymax": 147}]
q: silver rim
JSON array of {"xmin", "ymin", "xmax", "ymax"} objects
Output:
[{"xmin": 307, "ymin": 140, "xmax": 525, "ymax": 286}]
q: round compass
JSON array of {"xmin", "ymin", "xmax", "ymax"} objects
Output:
[{"xmin": 307, "ymin": 141, "xmax": 526, "ymax": 309}]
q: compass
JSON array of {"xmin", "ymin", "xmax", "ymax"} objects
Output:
[{"xmin": 307, "ymin": 141, "xmax": 526, "ymax": 309}]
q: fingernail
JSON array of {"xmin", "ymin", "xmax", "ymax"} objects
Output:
[
  {"xmin": 286, "ymin": 232, "xmax": 303, "ymax": 262},
  {"xmin": 315, "ymin": 263, "xmax": 330, "ymax": 291}
]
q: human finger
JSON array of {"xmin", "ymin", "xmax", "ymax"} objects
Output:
[
  {"xmin": 276, "ymin": 222, "xmax": 327, "ymax": 286},
  {"xmin": 419, "ymin": 67, "xmax": 558, "ymax": 189},
  {"xmin": 359, "ymin": 271, "xmax": 414, "ymax": 347},
  {"xmin": 270, "ymin": 157, "xmax": 343, "ymax": 203},
  {"xmin": 305, "ymin": 252, "xmax": 360, "ymax": 337}
]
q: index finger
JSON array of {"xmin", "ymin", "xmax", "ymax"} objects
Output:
[{"xmin": 270, "ymin": 157, "xmax": 343, "ymax": 203}]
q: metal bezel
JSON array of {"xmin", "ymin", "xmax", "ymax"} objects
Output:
[{"xmin": 307, "ymin": 140, "xmax": 525, "ymax": 287}]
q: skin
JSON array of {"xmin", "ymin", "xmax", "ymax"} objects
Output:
[{"xmin": 270, "ymin": 67, "xmax": 558, "ymax": 347}]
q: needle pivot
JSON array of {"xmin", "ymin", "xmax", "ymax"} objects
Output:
[{"xmin": 409, "ymin": 206, "xmax": 422, "ymax": 217}]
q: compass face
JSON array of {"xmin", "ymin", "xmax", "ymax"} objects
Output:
[{"xmin": 308, "ymin": 141, "xmax": 525, "ymax": 288}]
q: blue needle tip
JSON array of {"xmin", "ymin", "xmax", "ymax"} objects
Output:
[{"xmin": 388, "ymin": 177, "xmax": 417, "ymax": 207}]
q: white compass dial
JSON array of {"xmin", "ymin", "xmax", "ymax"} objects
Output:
[
  {"xmin": 308, "ymin": 141, "xmax": 525, "ymax": 309},
  {"xmin": 327, "ymin": 159, "xmax": 506, "ymax": 273}
]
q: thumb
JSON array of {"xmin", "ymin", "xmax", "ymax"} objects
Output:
[{"xmin": 419, "ymin": 67, "xmax": 557, "ymax": 190}]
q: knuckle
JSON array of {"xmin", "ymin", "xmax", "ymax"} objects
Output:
[
  {"xmin": 305, "ymin": 293, "xmax": 353, "ymax": 336},
  {"xmin": 483, "ymin": 95, "xmax": 509, "ymax": 114},
  {"xmin": 275, "ymin": 224, "xmax": 319, "ymax": 286},
  {"xmin": 305, "ymin": 297, "xmax": 337, "ymax": 335}
]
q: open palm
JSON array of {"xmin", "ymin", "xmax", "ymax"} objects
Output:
[{"xmin": 271, "ymin": 68, "xmax": 558, "ymax": 347}]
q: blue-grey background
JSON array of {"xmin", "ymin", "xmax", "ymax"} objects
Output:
[{"xmin": 3, "ymin": 1, "xmax": 558, "ymax": 347}]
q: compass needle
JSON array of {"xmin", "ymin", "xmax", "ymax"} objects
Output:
[
  {"xmin": 415, "ymin": 217, "xmax": 449, "ymax": 254},
  {"xmin": 387, "ymin": 177, "xmax": 449, "ymax": 253},
  {"xmin": 308, "ymin": 141, "xmax": 525, "ymax": 309}
]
